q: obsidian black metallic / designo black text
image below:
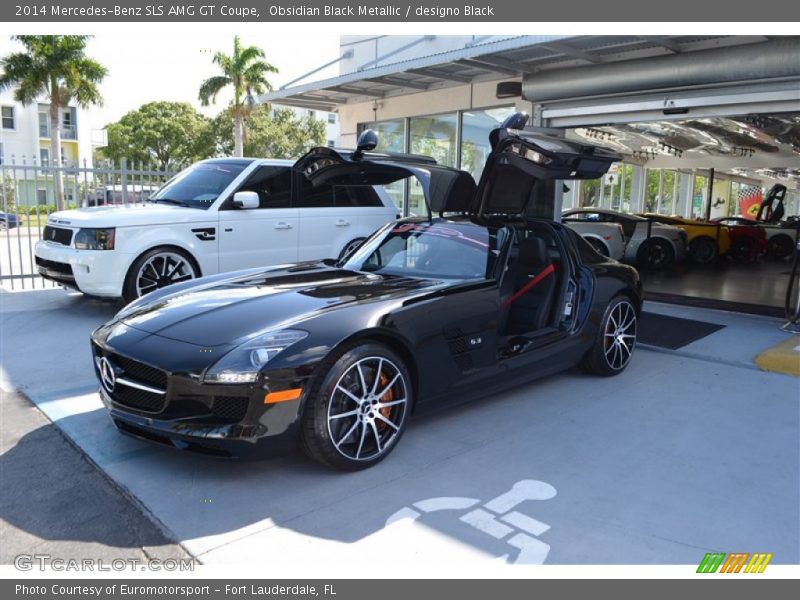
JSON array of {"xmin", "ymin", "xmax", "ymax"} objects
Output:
[{"xmin": 91, "ymin": 115, "xmax": 642, "ymax": 470}]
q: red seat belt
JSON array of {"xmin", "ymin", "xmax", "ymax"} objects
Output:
[{"xmin": 501, "ymin": 263, "xmax": 556, "ymax": 308}]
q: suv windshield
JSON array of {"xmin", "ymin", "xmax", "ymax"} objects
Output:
[
  {"xmin": 344, "ymin": 221, "xmax": 508, "ymax": 281},
  {"xmin": 150, "ymin": 160, "xmax": 251, "ymax": 209}
]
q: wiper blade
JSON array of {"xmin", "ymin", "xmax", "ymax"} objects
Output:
[{"xmin": 154, "ymin": 198, "xmax": 191, "ymax": 207}]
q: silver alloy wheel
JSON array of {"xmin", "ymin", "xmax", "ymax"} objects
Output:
[
  {"xmin": 327, "ymin": 356, "xmax": 408, "ymax": 461},
  {"xmin": 135, "ymin": 251, "xmax": 197, "ymax": 297},
  {"xmin": 603, "ymin": 300, "xmax": 637, "ymax": 370}
]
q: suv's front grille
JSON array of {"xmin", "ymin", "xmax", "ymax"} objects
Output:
[{"xmin": 43, "ymin": 225, "xmax": 73, "ymax": 246}]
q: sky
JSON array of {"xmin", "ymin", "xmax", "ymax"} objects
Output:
[{"xmin": 0, "ymin": 33, "xmax": 341, "ymax": 136}]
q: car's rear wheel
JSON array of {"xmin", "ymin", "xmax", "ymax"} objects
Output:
[
  {"xmin": 688, "ymin": 236, "xmax": 718, "ymax": 264},
  {"xmin": 338, "ymin": 237, "xmax": 366, "ymax": 261},
  {"xmin": 123, "ymin": 247, "xmax": 199, "ymax": 303},
  {"xmin": 766, "ymin": 234, "xmax": 794, "ymax": 260},
  {"xmin": 581, "ymin": 296, "xmax": 637, "ymax": 376},
  {"xmin": 301, "ymin": 342, "xmax": 411, "ymax": 470},
  {"xmin": 729, "ymin": 236, "xmax": 757, "ymax": 262},
  {"xmin": 636, "ymin": 238, "xmax": 674, "ymax": 270}
]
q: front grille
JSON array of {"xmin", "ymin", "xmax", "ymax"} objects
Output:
[
  {"xmin": 35, "ymin": 256, "xmax": 74, "ymax": 276},
  {"xmin": 43, "ymin": 225, "xmax": 73, "ymax": 246},
  {"xmin": 93, "ymin": 344, "xmax": 168, "ymax": 413},
  {"xmin": 212, "ymin": 396, "xmax": 249, "ymax": 422},
  {"xmin": 108, "ymin": 352, "xmax": 167, "ymax": 389},
  {"xmin": 114, "ymin": 386, "xmax": 165, "ymax": 412}
]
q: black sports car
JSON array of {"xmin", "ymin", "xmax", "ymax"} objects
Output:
[{"xmin": 90, "ymin": 115, "xmax": 641, "ymax": 470}]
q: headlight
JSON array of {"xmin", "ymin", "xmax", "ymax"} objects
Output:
[
  {"xmin": 74, "ymin": 228, "xmax": 115, "ymax": 250},
  {"xmin": 203, "ymin": 329, "xmax": 308, "ymax": 384}
]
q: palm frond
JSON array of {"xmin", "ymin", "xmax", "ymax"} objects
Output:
[{"xmin": 198, "ymin": 76, "xmax": 231, "ymax": 105}]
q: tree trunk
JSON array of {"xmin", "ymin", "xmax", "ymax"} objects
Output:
[
  {"xmin": 233, "ymin": 109, "xmax": 244, "ymax": 157},
  {"xmin": 49, "ymin": 102, "xmax": 65, "ymax": 211}
]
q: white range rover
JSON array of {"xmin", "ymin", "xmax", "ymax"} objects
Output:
[{"xmin": 35, "ymin": 158, "xmax": 398, "ymax": 302}]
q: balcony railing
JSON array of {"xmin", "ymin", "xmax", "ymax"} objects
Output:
[{"xmin": 39, "ymin": 124, "xmax": 77, "ymax": 140}]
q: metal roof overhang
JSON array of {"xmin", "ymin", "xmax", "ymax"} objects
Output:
[{"xmin": 260, "ymin": 35, "xmax": 772, "ymax": 111}]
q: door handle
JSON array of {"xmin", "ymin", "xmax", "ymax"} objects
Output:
[
  {"xmin": 273, "ymin": 222, "xmax": 293, "ymax": 230},
  {"xmin": 335, "ymin": 219, "xmax": 350, "ymax": 227}
]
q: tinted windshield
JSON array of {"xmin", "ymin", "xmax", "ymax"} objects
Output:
[
  {"xmin": 343, "ymin": 221, "xmax": 508, "ymax": 281},
  {"xmin": 151, "ymin": 161, "xmax": 251, "ymax": 209}
]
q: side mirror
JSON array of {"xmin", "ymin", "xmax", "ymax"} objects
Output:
[
  {"xmin": 500, "ymin": 112, "xmax": 530, "ymax": 130},
  {"xmin": 232, "ymin": 191, "xmax": 259, "ymax": 209},
  {"xmin": 353, "ymin": 129, "xmax": 378, "ymax": 160}
]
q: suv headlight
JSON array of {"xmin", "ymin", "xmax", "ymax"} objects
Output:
[
  {"xmin": 74, "ymin": 228, "xmax": 115, "ymax": 250},
  {"xmin": 203, "ymin": 329, "xmax": 308, "ymax": 384}
]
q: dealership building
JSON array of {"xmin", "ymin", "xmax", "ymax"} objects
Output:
[{"xmin": 262, "ymin": 34, "xmax": 800, "ymax": 313}]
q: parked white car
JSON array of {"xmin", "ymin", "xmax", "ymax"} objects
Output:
[
  {"xmin": 563, "ymin": 207, "xmax": 687, "ymax": 269},
  {"xmin": 562, "ymin": 220, "xmax": 626, "ymax": 260},
  {"xmin": 35, "ymin": 158, "xmax": 398, "ymax": 302}
]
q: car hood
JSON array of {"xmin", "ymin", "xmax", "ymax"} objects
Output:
[
  {"xmin": 118, "ymin": 264, "xmax": 448, "ymax": 347},
  {"xmin": 46, "ymin": 203, "xmax": 212, "ymax": 228}
]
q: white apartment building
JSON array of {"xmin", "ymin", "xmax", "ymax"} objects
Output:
[{"xmin": 0, "ymin": 89, "xmax": 93, "ymax": 206}]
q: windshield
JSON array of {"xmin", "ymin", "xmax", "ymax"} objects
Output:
[
  {"xmin": 343, "ymin": 221, "xmax": 508, "ymax": 281},
  {"xmin": 150, "ymin": 160, "xmax": 251, "ymax": 209}
]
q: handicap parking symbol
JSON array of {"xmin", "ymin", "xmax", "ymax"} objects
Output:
[{"xmin": 385, "ymin": 479, "xmax": 557, "ymax": 564}]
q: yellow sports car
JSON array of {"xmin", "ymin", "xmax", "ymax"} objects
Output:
[{"xmin": 638, "ymin": 214, "xmax": 731, "ymax": 264}]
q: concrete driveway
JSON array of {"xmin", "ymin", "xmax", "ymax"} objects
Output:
[{"xmin": 1, "ymin": 288, "xmax": 797, "ymax": 572}]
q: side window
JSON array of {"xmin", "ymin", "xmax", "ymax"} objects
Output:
[
  {"xmin": 296, "ymin": 175, "xmax": 382, "ymax": 208},
  {"xmin": 236, "ymin": 166, "xmax": 291, "ymax": 209}
]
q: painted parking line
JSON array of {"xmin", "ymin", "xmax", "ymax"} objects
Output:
[{"xmin": 754, "ymin": 334, "xmax": 800, "ymax": 377}]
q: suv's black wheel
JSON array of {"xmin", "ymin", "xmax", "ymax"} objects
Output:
[
  {"xmin": 301, "ymin": 342, "xmax": 412, "ymax": 470},
  {"xmin": 689, "ymin": 236, "xmax": 718, "ymax": 264},
  {"xmin": 123, "ymin": 247, "xmax": 199, "ymax": 303},
  {"xmin": 766, "ymin": 234, "xmax": 794, "ymax": 260},
  {"xmin": 729, "ymin": 236, "xmax": 757, "ymax": 262},
  {"xmin": 581, "ymin": 296, "xmax": 637, "ymax": 376},
  {"xmin": 636, "ymin": 238, "xmax": 674, "ymax": 270},
  {"xmin": 338, "ymin": 237, "xmax": 366, "ymax": 261}
]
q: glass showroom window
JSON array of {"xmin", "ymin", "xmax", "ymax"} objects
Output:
[
  {"xmin": 360, "ymin": 118, "xmax": 406, "ymax": 212},
  {"xmin": 460, "ymin": 107, "xmax": 514, "ymax": 180},
  {"xmin": 409, "ymin": 113, "xmax": 457, "ymax": 216}
]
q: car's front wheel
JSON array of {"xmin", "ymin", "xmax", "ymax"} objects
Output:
[
  {"xmin": 123, "ymin": 247, "xmax": 199, "ymax": 303},
  {"xmin": 581, "ymin": 296, "xmax": 637, "ymax": 376},
  {"xmin": 301, "ymin": 342, "xmax": 412, "ymax": 470},
  {"xmin": 689, "ymin": 236, "xmax": 718, "ymax": 264},
  {"xmin": 636, "ymin": 238, "xmax": 674, "ymax": 270}
]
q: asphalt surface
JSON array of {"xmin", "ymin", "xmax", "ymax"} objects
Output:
[
  {"xmin": 0, "ymin": 287, "xmax": 797, "ymax": 573},
  {"xmin": 0, "ymin": 387, "xmax": 191, "ymax": 566}
]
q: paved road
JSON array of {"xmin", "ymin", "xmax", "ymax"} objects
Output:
[
  {"xmin": 0, "ymin": 288, "xmax": 797, "ymax": 574},
  {"xmin": 0, "ymin": 388, "xmax": 192, "ymax": 567}
]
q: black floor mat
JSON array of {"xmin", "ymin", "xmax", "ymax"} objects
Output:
[{"xmin": 638, "ymin": 312, "xmax": 725, "ymax": 350}]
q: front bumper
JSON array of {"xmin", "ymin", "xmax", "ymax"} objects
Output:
[
  {"xmin": 91, "ymin": 340, "xmax": 312, "ymax": 458},
  {"xmin": 35, "ymin": 240, "xmax": 132, "ymax": 297}
]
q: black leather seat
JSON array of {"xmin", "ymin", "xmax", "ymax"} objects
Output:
[{"xmin": 503, "ymin": 237, "xmax": 556, "ymax": 335}]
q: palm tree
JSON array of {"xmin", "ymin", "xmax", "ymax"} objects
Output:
[
  {"xmin": 0, "ymin": 36, "xmax": 107, "ymax": 210},
  {"xmin": 199, "ymin": 36, "xmax": 278, "ymax": 157}
]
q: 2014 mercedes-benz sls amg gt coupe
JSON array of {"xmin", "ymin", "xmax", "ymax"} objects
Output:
[{"xmin": 90, "ymin": 115, "xmax": 642, "ymax": 470}]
